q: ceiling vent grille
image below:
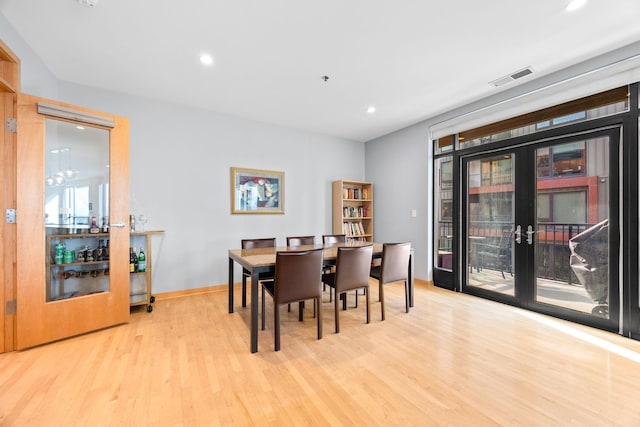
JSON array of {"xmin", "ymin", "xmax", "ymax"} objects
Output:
[{"xmin": 490, "ymin": 66, "xmax": 534, "ymax": 87}]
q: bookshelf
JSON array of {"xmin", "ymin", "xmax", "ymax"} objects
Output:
[{"xmin": 332, "ymin": 180, "xmax": 373, "ymax": 242}]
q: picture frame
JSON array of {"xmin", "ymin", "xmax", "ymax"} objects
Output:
[{"xmin": 230, "ymin": 167, "xmax": 284, "ymax": 214}]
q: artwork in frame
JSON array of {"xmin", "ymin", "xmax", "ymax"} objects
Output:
[{"xmin": 230, "ymin": 167, "xmax": 284, "ymax": 214}]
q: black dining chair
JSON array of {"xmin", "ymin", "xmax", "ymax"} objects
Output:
[
  {"xmin": 261, "ymin": 248, "xmax": 324, "ymax": 351},
  {"xmin": 322, "ymin": 244, "xmax": 373, "ymax": 333},
  {"xmin": 369, "ymin": 242, "xmax": 411, "ymax": 321},
  {"xmin": 240, "ymin": 238, "xmax": 276, "ymax": 307}
]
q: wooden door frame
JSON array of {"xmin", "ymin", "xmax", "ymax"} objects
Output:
[{"xmin": 0, "ymin": 39, "xmax": 20, "ymax": 353}]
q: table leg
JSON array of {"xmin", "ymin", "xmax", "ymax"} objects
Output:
[
  {"xmin": 228, "ymin": 257, "xmax": 234, "ymax": 313},
  {"xmin": 251, "ymin": 270, "xmax": 259, "ymax": 353}
]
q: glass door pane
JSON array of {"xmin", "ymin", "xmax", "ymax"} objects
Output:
[
  {"xmin": 534, "ymin": 136, "xmax": 611, "ymax": 318},
  {"xmin": 466, "ymin": 153, "xmax": 515, "ymax": 296},
  {"xmin": 45, "ymin": 119, "xmax": 110, "ymax": 302}
]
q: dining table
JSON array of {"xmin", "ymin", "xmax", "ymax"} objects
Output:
[{"xmin": 228, "ymin": 241, "xmax": 414, "ymax": 353}]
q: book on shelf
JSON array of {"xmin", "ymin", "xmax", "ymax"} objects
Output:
[{"xmin": 343, "ymin": 187, "xmax": 367, "ymax": 200}]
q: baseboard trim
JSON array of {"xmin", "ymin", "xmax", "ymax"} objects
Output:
[{"xmin": 155, "ymin": 278, "xmax": 433, "ymax": 301}]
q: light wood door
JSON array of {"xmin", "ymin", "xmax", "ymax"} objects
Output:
[{"xmin": 16, "ymin": 94, "xmax": 130, "ymax": 349}]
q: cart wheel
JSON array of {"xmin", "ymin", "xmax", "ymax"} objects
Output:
[
  {"xmin": 150, "ymin": 295, "xmax": 156, "ymax": 303},
  {"xmin": 147, "ymin": 304, "xmax": 153, "ymax": 313}
]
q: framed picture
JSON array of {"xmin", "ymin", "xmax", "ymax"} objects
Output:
[{"xmin": 230, "ymin": 167, "xmax": 284, "ymax": 214}]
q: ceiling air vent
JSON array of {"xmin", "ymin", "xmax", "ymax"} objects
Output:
[{"xmin": 490, "ymin": 66, "xmax": 534, "ymax": 87}]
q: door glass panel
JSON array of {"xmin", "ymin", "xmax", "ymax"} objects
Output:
[
  {"xmin": 45, "ymin": 119, "xmax": 110, "ymax": 302},
  {"xmin": 535, "ymin": 137, "xmax": 610, "ymax": 318},
  {"xmin": 466, "ymin": 154, "xmax": 515, "ymax": 295},
  {"xmin": 435, "ymin": 156, "xmax": 453, "ymax": 270}
]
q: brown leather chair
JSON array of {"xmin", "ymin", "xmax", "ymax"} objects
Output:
[
  {"xmin": 322, "ymin": 244, "xmax": 373, "ymax": 333},
  {"xmin": 369, "ymin": 242, "xmax": 411, "ymax": 321},
  {"xmin": 321, "ymin": 234, "xmax": 346, "ymax": 301},
  {"xmin": 322, "ymin": 234, "xmax": 346, "ymax": 246},
  {"xmin": 261, "ymin": 248, "xmax": 324, "ymax": 351},
  {"xmin": 241, "ymin": 238, "xmax": 276, "ymax": 307},
  {"xmin": 286, "ymin": 235, "xmax": 315, "ymax": 247}
]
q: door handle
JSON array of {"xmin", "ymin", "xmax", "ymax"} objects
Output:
[
  {"xmin": 514, "ymin": 225, "xmax": 522, "ymax": 244},
  {"xmin": 110, "ymin": 222, "xmax": 126, "ymax": 228},
  {"xmin": 526, "ymin": 225, "xmax": 535, "ymax": 245}
]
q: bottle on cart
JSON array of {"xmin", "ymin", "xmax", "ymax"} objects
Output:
[
  {"xmin": 129, "ymin": 247, "xmax": 138, "ymax": 273},
  {"xmin": 137, "ymin": 248, "xmax": 146, "ymax": 272},
  {"xmin": 90, "ymin": 215, "xmax": 99, "ymax": 234}
]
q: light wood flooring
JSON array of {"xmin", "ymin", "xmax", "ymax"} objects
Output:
[{"xmin": 1, "ymin": 281, "xmax": 640, "ymax": 426}]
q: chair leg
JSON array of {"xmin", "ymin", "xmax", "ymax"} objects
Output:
[
  {"xmin": 404, "ymin": 280, "xmax": 409, "ymax": 313},
  {"xmin": 261, "ymin": 286, "xmax": 266, "ymax": 330},
  {"xmin": 355, "ymin": 290, "xmax": 358, "ymax": 308},
  {"xmin": 380, "ymin": 281, "xmax": 385, "ymax": 321},
  {"xmin": 341, "ymin": 292, "xmax": 347, "ymax": 310},
  {"xmin": 365, "ymin": 287, "xmax": 370, "ymax": 324},
  {"xmin": 334, "ymin": 293, "xmax": 340, "ymax": 333},
  {"xmin": 299, "ymin": 301, "xmax": 304, "ymax": 321},
  {"xmin": 317, "ymin": 296, "xmax": 323, "ymax": 340},
  {"xmin": 274, "ymin": 304, "xmax": 281, "ymax": 351}
]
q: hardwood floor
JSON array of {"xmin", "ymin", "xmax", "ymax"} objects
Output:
[{"xmin": 1, "ymin": 281, "xmax": 640, "ymax": 426}]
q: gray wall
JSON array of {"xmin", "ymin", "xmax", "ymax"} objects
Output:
[{"xmin": 365, "ymin": 122, "xmax": 431, "ymax": 281}]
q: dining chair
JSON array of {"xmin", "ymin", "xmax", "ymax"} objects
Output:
[
  {"xmin": 321, "ymin": 234, "xmax": 347, "ymax": 302},
  {"xmin": 286, "ymin": 235, "xmax": 315, "ymax": 247},
  {"xmin": 240, "ymin": 237, "xmax": 276, "ymax": 307},
  {"xmin": 369, "ymin": 242, "xmax": 411, "ymax": 321},
  {"xmin": 283, "ymin": 235, "xmax": 316, "ymax": 313},
  {"xmin": 261, "ymin": 248, "xmax": 324, "ymax": 351},
  {"xmin": 322, "ymin": 244, "xmax": 373, "ymax": 333}
]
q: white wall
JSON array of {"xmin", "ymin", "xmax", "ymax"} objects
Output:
[
  {"xmin": 59, "ymin": 84, "xmax": 365, "ymax": 293},
  {"xmin": 1, "ymin": 15, "xmax": 366, "ymax": 293}
]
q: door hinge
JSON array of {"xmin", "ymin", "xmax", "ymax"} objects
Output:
[
  {"xmin": 6, "ymin": 118, "xmax": 16, "ymax": 133},
  {"xmin": 6, "ymin": 300, "xmax": 16, "ymax": 315},
  {"xmin": 5, "ymin": 208, "xmax": 16, "ymax": 224}
]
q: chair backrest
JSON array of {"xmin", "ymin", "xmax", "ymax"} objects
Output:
[
  {"xmin": 381, "ymin": 242, "xmax": 411, "ymax": 284},
  {"xmin": 286, "ymin": 235, "xmax": 315, "ymax": 247},
  {"xmin": 322, "ymin": 234, "xmax": 347, "ymax": 246},
  {"xmin": 241, "ymin": 237, "xmax": 276, "ymax": 249},
  {"xmin": 334, "ymin": 245, "xmax": 373, "ymax": 292},
  {"xmin": 274, "ymin": 248, "xmax": 324, "ymax": 304}
]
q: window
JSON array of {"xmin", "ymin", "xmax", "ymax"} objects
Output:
[
  {"xmin": 537, "ymin": 141, "xmax": 585, "ymax": 178},
  {"xmin": 537, "ymin": 190, "xmax": 587, "ymax": 223}
]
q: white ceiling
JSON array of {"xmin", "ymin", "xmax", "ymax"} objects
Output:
[{"xmin": 2, "ymin": 0, "xmax": 640, "ymax": 142}]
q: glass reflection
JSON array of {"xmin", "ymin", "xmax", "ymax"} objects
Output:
[{"xmin": 45, "ymin": 119, "xmax": 109, "ymax": 232}]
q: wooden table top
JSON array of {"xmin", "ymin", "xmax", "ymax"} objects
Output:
[{"xmin": 229, "ymin": 242, "xmax": 383, "ymax": 269}]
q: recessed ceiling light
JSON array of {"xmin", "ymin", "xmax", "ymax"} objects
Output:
[
  {"xmin": 566, "ymin": 0, "xmax": 586, "ymax": 11},
  {"xmin": 200, "ymin": 54, "xmax": 214, "ymax": 66},
  {"xmin": 367, "ymin": 106, "xmax": 376, "ymax": 114}
]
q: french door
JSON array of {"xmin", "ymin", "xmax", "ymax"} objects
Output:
[{"xmin": 462, "ymin": 127, "xmax": 620, "ymax": 331}]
